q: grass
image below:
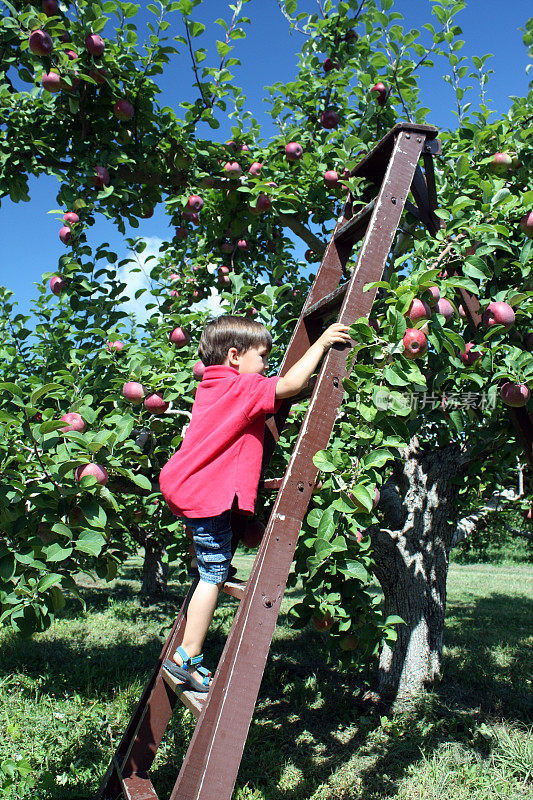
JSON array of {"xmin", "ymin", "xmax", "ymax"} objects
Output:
[{"xmin": 0, "ymin": 556, "xmax": 531, "ymax": 800}]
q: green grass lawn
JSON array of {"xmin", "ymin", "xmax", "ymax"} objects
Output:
[{"xmin": 1, "ymin": 557, "xmax": 531, "ymax": 799}]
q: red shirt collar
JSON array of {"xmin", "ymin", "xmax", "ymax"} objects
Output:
[{"xmin": 203, "ymin": 364, "xmax": 239, "ymax": 378}]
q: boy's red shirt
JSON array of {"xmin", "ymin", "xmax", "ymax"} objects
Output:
[{"xmin": 159, "ymin": 365, "xmax": 281, "ymax": 518}]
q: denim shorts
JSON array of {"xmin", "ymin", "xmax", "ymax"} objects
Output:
[{"xmin": 183, "ymin": 510, "xmax": 233, "ymax": 585}]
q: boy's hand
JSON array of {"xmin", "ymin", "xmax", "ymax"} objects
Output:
[{"xmin": 316, "ymin": 323, "xmax": 352, "ymax": 352}]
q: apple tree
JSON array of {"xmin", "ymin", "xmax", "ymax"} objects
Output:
[{"xmin": 1, "ymin": 0, "xmax": 532, "ymax": 706}]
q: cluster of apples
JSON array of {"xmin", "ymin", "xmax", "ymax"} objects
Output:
[
  {"xmin": 29, "ymin": 25, "xmax": 134, "ymax": 129},
  {"xmin": 388, "ymin": 289, "xmax": 531, "ymax": 409}
]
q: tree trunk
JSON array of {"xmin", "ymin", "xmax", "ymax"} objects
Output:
[
  {"xmin": 141, "ymin": 538, "xmax": 169, "ymax": 599},
  {"xmin": 369, "ymin": 438, "xmax": 465, "ymax": 707}
]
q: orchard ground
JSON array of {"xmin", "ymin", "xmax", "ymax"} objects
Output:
[{"xmin": 1, "ymin": 549, "xmax": 531, "ymax": 800}]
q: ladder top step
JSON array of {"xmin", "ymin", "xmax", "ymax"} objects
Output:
[
  {"xmin": 350, "ymin": 122, "xmax": 439, "ymax": 185},
  {"xmin": 161, "ymin": 668, "xmax": 206, "ymax": 719},
  {"xmin": 122, "ymin": 773, "xmax": 158, "ymax": 800}
]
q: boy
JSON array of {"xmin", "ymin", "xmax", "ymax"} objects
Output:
[{"xmin": 159, "ymin": 314, "xmax": 351, "ymax": 692}]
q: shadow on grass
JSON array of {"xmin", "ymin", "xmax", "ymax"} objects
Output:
[
  {"xmin": 438, "ymin": 592, "xmax": 533, "ymax": 721},
  {"xmin": 6, "ymin": 575, "xmax": 532, "ymax": 800}
]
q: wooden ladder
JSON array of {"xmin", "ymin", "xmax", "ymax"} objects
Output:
[{"xmin": 95, "ymin": 122, "xmax": 442, "ymax": 800}]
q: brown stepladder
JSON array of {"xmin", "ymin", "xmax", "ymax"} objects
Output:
[{"xmin": 96, "ymin": 122, "xmax": 505, "ymax": 800}]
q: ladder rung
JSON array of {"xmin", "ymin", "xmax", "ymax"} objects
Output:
[
  {"xmin": 122, "ymin": 772, "xmax": 158, "ymax": 800},
  {"xmin": 161, "ymin": 668, "xmax": 206, "ymax": 719},
  {"xmin": 303, "ymin": 283, "xmax": 348, "ymax": 319},
  {"xmin": 222, "ymin": 578, "xmax": 247, "ymax": 600},
  {"xmin": 334, "ymin": 200, "xmax": 375, "ymax": 245},
  {"xmin": 260, "ymin": 478, "xmax": 283, "ymax": 491}
]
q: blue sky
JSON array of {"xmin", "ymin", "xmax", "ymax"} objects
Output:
[{"xmin": 1, "ymin": 0, "xmax": 531, "ymax": 330}]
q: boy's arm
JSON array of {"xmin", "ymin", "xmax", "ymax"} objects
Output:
[{"xmin": 275, "ymin": 323, "xmax": 352, "ymax": 400}]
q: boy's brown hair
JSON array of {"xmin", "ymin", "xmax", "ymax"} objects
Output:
[{"xmin": 198, "ymin": 315, "xmax": 272, "ymax": 367}]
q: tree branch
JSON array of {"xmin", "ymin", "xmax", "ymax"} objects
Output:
[{"xmin": 278, "ymin": 213, "xmax": 326, "ymax": 254}]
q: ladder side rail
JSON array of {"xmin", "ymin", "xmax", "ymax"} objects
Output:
[
  {"xmin": 95, "ymin": 580, "xmax": 199, "ymax": 799},
  {"xmin": 262, "ymin": 208, "xmax": 355, "ymax": 470},
  {"xmin": 169, "ymin": 129, "xmax": 428, "ymax": 800}
]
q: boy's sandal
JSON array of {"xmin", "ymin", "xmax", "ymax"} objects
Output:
[{"xmin": 163, "ymin": 646, "xmax": 211, "ymax": 694}]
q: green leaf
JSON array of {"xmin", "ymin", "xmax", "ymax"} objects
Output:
[
  {"xmin": 317, "ymin": 507, "xmax": 336, "ymax": 541},
  {"xmin": 75, "ymin": 531, "xmax": 106, "ymax": 556},
  {"xmin": 43, "ymin": 543, "xmax": 73, "ymax": 562},
  {"xmin": 37, "ymin": 573, "xmax": 63, "ymax": 592},
  {"xmin": 313, "ymin": 450, "xmax": 336, "ymax": 473},
  {"xmin": 385, "ymin": 614, "xmax": 405, "ymax": 626},
  {"xmin": 216, "ymin": 40, "xmax": 230, "ymax": 58},
  {"xmin": 455, "ymin": 154, "xmax": 469, "ymax": 177}
]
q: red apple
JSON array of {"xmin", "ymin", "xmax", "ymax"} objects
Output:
[
  {"xmin": 169, "ymin": 272, "xmax": 180, "ymax": 281},
  {"xmin": 324, "ymin": 170, "xmax": 339, "ymax": 188},
  {"xmin": 170, "ymin": 327, "xmax": 190, "ymax": 346},
  {"xmin": 520, "ymin": 210, "xmax": 533, "ymax": 239},
  {"xmin": 371, "ymin": 82, "xmax": 387, "ymax": 105},
  {"xmin": 106, "ymin": 340, "xmax": 125, "ymax": 353},
  {"xmin": 186, "ymin": 194, "xmax": 204, "ymax": 212},
  {"xmin": 175, "ymin": 226, "xmax": 188, "ymax": 240},
  {"xmin": 144, "ymin": 392, "xmax": 169, "ymax": 414},
  {"xmin": 423, "ymin": 285, "xmax": 440, "ymax": 307},
  {"xmin": 92, "ymin": 166, "xmax": 110, "ymax": 188},
  {"xmin": 321, "ymin": 108, "xmax": 339, "ymax": 129},
  {"xmin": 200, "ymin": 175, "xmax": 215, "ymax": 188},
  {"xmin": 312, "ymin": 612, "xmax": 334, "ymax": 631},
  {"xmin": 218, "ymin": 266, "xmax": 231, "ymax": 284},
  {"xmin": 170, "ymin": 289, "xmax": 179, "ymax": 298},
  {"xmin": 29, "ymin": 30, "xmax": 53, "ymax": 57},
  {"xmin": 482, "ymin": 301, "xmax": 515, "ymax": 330},
  {"xmin": 223, "ymin": 161, "xmax": 242, "ymax": 178},
  {"xmin": 85, "ymin": 34, "xmax": 105, "ymax": 57},
  {"xmin": 344, "ymin": 28, "xmax": 359, "ymax": 42},
  {"xmin": 65, "ymin": 50, "xmax": 78, "ymax": 61},
  {"xmin": 304, "ymin": 249, "xmax": 314, "ymax": 262},
  {"xmin": 42, "ymin": 0, "xmax": 59, "ymax": 16},
  {"xmin": 491, "ymin": 152, "xmax": 512, "ymax": 174},
  {"xmin": 50, "ymin": 275, "xmax": 64, "ymax": 295},
  {"xmin": 240, "ymin": 143, "xmax": 251, "ymax": 152},
  {"xmin": 63, "ymin": 211, "xmax": 79, "ymax": 225},
  {"xmin": 256, "ymin": 193, "xmax": 272, "ymax": 212},
  {"xmin": 182, "ymin": 210, "xmax": 199, "ymax": 224},
  {"xmin": 60, "ymin": 412, "xmax": 86, "ymax": 433},
  {"xmin": 114, "ymin": 99, "xmax": 134, "ymax": 121},
  {"xmin": 436, "ymin": 298, "xmax": 454, "ymax": 323},
  {"xmin": 458, "ymin": 304, "xmax": 466, "ymax": 319},
  {"xmin": 221, "ymin": 240, "xmax": 234, "ymax": 253},
  {"xmin": 74, "ymin": 463, "xmax": 108, "ymax": 485},
  {"xmin": 368, "ymin": 317, "xmax": 380, "ymax": 332},
  {"xmin": 522, "ymin": 506, "xmax": 533, "ymax": 522},
  {"xmin": 237, "ymin": 239, "xmax": 249, "ymax": 251},
  {"xmin": 402, "ymin": 328, "xmax": 428, "ymax": 359},
  {"xmin": 42, "ymin": 71, "xmax": 62, "ymax": 92},
  {"xmin": 193, "ymin": 360, "xmax": 205, "ymax": 380},
  {"xmin": 122, "ymin": 381, "xmax": 145, "ymax": 404},
  {"xmin": 248, "ymin": 162, "xmax": 262, "ymax": 176},
  {"xmin": 242, "ymin": 518, "xmax": 265, "ymax": 548},
  {"xmin": 407, "ymin": 298, "xmax": 431, "ymax": 323},
  {"xmin": 459, "ymin": 343, "xmax": 481, "ymax": 366},
  {"xmin": 89, "ymin": 67, "xmax": 108, "ymax": 84},
  {"xmin": 323, "ymin": 58, "xmax": 336, "ymax": 72},
  {"xmin": 500, "ymin": 382, "xmax": 530, "ymax": 408},
  {"xmin": 285, "ymin": 142, "xmax": 303, "ymax": 162},
  {"xmin": 59, "ymin": 30, "xmax": 70, "ymax": 43},
  {"xmin": 59, "ymin": 226, "xmax": 71, "ymax": 244}
]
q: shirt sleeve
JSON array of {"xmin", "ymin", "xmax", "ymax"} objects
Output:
[{"xmin": 238, "ymin": 373, "xmax": 282, "ymax": 421}]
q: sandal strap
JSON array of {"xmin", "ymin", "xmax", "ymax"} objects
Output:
[
  {"xmin": 175, "ymin": 646, "xmax": 203, "ymax": 669},
  {"xmin": 197, "ymin": 665, "xmax": 211, "ymax": 679}
]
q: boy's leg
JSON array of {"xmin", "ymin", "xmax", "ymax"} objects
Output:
[
  {"xmin": 172, "ymin": 578, "xmax": 224, "ymax": 683},
  {"xmin": 172, "ymin": 511, "xmax": 233, "ymax": 685}
]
